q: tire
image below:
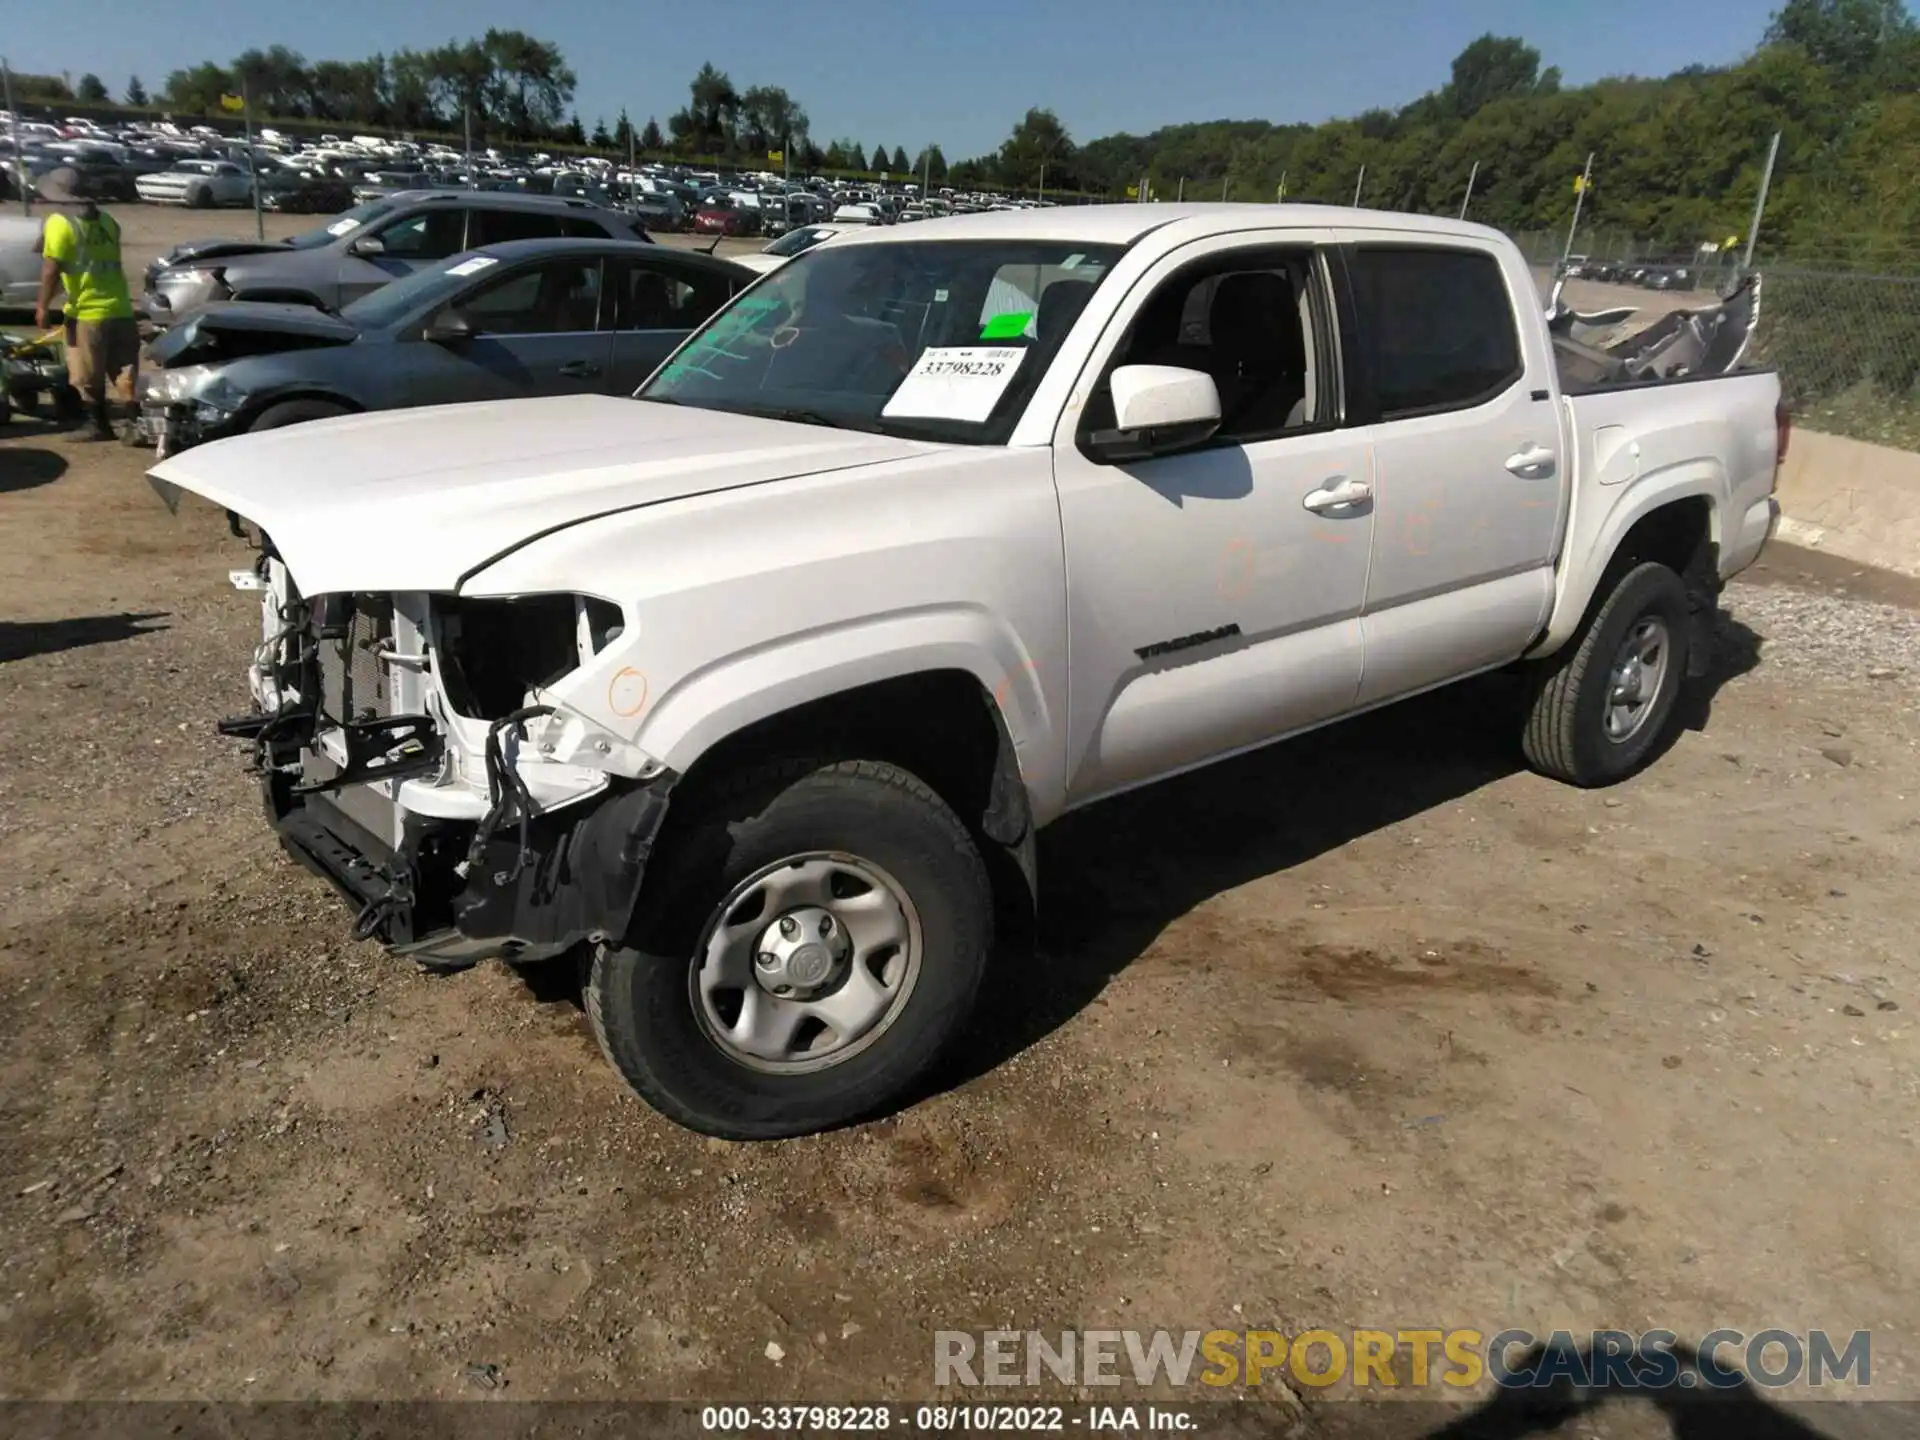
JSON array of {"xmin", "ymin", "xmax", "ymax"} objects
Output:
[
  {"xmin": 1522, "ymin": 561, "xmax": 1691, "ymax": 787},
  {"xmin": 250, "ymin": 398, "xmax": 351, "ymax": 432},
  {"xmin": 586, "ymin": 758, "xmax": 993, "ymax": 1139},
  {"xmin": 189, "ymin": 185, "xmax": 213, "ymax": 210}
]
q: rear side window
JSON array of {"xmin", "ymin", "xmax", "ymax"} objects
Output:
[
  {"xmin": 468, "ymin": 208, "xmax": 568, "ymax": 245},
  {"xmin": 615, "ymin": 261, "xmax": 734, "ymax": 330},
  {"xmin": 1347, "ymin": 246, "xmax": 1521, "ymax": 419},
  {"xmin": 563, "ymin": 213, "xmax": 625, "ymax": 238}
]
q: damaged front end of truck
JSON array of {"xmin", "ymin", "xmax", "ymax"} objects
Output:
[{"xmin": 217, "ymin": 532, "xmax": 675, "ymax": 971}]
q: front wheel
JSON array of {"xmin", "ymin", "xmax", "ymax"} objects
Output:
[
  {"xmin": 586, "ymin": 759, "xmax": 993, "ymax": 1139},
  {"xmin": 250, "ymin": 397, "xmax": 350, "ymax": 431},
  {"xmin": 1522, "ymin": 561, "xmax": 1691, "ymax": 787}
]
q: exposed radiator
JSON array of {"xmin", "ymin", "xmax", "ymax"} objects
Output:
[{"xmin": 317, "ymin": 598, "xmax": 394, "ymax": 722}]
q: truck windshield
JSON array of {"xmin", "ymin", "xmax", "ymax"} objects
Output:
[{"xmin": 636, "ymin": 239, "xmax": 1124, "ymax": 444}]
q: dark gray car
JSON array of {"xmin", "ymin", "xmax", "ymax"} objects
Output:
[
  {"xmin": 136, "ymin": 238, "xmax": 751, "ymax": 456},
  {"xmin": 142, "ymin": 190, "xmax": 651, "ymax": 326}
]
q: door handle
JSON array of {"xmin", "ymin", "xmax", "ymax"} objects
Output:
[
  {"xmin": 558, "ymin": 360, "xmax": 601, "ymax": 377},
  {"xmin": 1505, "ymin": 443, "xmax": 1557, "ymax": 476},
  {"xmin": 1302, "ymin": 476, "xmax": 1373, "ymax": 513}
]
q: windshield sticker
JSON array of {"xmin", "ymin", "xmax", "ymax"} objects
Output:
[
  {"xmin": 934, "ymin": 288, "xmax": 950, "ymax": 302},
  {"xmin": 979, "ymin": 311, "xmax": 1034, "ymax": 341},
  {"xmin": 326, "ymin": 217, "xmax": 362, "ymax": 236},
  {"xmin": 444, "ymin": 255, "xmax": 498, "ymax": 277},
  {"xmin": 882, "ymin": 347, "xmax": 1027, "ymax": 424},
  {"xmin": 657, "ymin": 295, "xmax": 784, "ymax": 383},
  {"xmin": 1061, "ymin": 253, "xmax": 1086, "ymax": 270}
]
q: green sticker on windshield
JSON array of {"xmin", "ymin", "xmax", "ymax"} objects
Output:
[{"xmin": 980, "ymin": 311, "xmax": 1034, "ymax": 340}]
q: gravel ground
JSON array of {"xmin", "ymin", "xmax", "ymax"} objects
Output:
[{"xmin": 3, "ymin": 209, "xmax": 1919, "ymax": 1440}]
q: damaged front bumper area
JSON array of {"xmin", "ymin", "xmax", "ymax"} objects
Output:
[{"xmin": 226, "ymin": 567, "xmax": 674, "ymax": 968}]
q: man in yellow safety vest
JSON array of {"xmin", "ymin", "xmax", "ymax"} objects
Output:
[{"xmin": 34, "ymin": 166, "xmax": 139, "ymax": 442}]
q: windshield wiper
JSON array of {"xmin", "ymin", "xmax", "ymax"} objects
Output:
[{"xmin": 738, "ymin": 405, "xmax": 882, "ymax": 433}]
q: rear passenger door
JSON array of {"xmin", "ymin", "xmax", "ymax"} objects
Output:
[
  {"xmin": 408, "ymin": 255, "xmax": 612, "ymax": 408},
  {"xmin": 1336, "ymin": 240, "xmax": 1565, "ymax": 705},
  {"xmin": 606, "ymin": 257, "xmax": 740, "ymax": 391}
]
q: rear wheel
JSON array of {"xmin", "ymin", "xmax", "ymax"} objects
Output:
[
  {"xmin": 250, "ymin": 398, "xmax": 351, "ymax": 432},
  {"xmin": 586, "ymin": 759, "xmax": 993, "ymax": 1139},
  {"xmin": 189, "ymin": 185, "xmax": 213, "ymax": 210},
  {"xmin": 1522, "ymin": 561, "xmax": 1691, "ymax": 787}
]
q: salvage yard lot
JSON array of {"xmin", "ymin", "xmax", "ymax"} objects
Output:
[{"xmin": 4, "ymin": 209, "xmax": 1920, "ymax": 1434}]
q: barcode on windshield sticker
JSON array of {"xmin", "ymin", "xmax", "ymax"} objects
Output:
[{"xmin": 882, "ymin": 346, "xmax": 1026, "ymax": 424}]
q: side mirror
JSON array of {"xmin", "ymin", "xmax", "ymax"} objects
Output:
[
  {"xmin": 423, "ymin": 311, "xmax": 474, "ymax": 346},
  {"xmin": 1082, "ymin": 365, "xmax": 1222, "ymax": 463},
  {"xmin": 349, "ymin": 234, "xmax": 386, "ymax": 257}
]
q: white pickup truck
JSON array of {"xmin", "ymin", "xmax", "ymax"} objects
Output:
[{"xmin": 149, "ymin": 205, "xmax": 1786, "ymax": 1139}]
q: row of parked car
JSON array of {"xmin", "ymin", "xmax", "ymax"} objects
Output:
[
  {"xmin": 1562, "ymin": 254, "xmax": 1704, "ymax": 291},
  {"xmin": 123, "ymin": 188, "xmax": 864, "ymax": 456}
]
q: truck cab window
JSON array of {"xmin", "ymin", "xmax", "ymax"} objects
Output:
[
  {"xmin": 1347, "ymin": 246, "xmax": 1522, "ymax": 418},
  {"xmin": 1085, "ymin": 254, "xmax": 1321, "ymax": 441}
]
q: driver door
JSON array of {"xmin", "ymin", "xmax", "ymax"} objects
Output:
[
  {"xmin": 339, "ymin": 205, "xmax": 468, "ymax": 305},
  {"xmin": 1049, "ymin": 232, "xmax": 1376, "ymax": 805},
  {"xmin": 407, "ymin": 256, "xmax": 613, "ymax": 409}
]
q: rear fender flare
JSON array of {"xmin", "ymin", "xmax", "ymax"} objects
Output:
[
  {"xmin": 1532, "ymin": 461, "xmax": 1724, "ymax": 656},
  {"xmin": 632, "ymin": 608, "xmax": 1061, "ymax": 823}
]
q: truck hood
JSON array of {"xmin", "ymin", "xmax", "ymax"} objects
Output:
[
  {"xmin": 148, "ymin": 394, "xmax": 940, "ymax": 595},
  {"xmin": 147, "ymin": 301, "xmax": 360, "ymax": 367}
]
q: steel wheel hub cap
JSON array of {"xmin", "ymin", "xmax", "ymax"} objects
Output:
[
  {"xmin": 691, "ymin": 853, "xmax": 923, "ymax": 1075},
  {"xmin": 754, "ymin": 905, "xmax": 848, "ymax": 996},
  {"xmin": 1605, "ymin": 615, "xmax": 1670, "ymax": 743}
]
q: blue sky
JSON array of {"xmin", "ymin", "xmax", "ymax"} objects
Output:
[{"xmin": 5, "ymin": 0, "xmax": 1774, "ymax": 158}]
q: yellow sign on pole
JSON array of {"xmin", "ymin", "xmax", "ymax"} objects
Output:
[
  {"xmin": 219, "ymin": 93, "xmax": 245, "ymax": 113},
  {"xmin": 1725, "ymin": 235, "xmax": 1739, "ymax": 249},
  {"xmin": 1125, "ymin": 184, "xmax": 1139, "ymax": 197},
  {"xmin": 767, "ymin": 149, "xmax": 783, "ymax": 163},
  {"xmin": 1573, "ymin": 174, "xmax": 1587, "ymax": 194}
]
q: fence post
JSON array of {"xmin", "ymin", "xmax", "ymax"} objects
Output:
[{"xmin": 1742, "ymin": 131, "xmax": 1781, "ymax": 273}]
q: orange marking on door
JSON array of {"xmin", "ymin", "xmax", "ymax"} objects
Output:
[{"xmin": 1220, "ymin": 538, "xmax": 1256, "ymax": 598}]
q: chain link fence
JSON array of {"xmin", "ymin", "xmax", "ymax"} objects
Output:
[
  {"xmin": 1750, "ymin": 269, "xmax": 1920, "ymax": 452},
  {"xmin": 1507, "ymin": 228, "xmax": 1920, "ymax": 452}
]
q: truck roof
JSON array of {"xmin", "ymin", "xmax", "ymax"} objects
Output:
[{"xmin": 828, "ymin": 201, "xmax": 1509, "ymax": 249}]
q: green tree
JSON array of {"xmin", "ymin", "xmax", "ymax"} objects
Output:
[
  {"xmin": 1444, "ymin": 34, "xmax": 1558, "ymax": 118},
  {"xmin": 890, "ymin": 144, "xmax": 911, "ymax": 173},
  {"xmin": 614, "ymin": 108, "xmax": 634, "ymax": 153},
  {"xmin": 870, "ymin": 143, "xmax": 890, "ymax": 172},
  {"xmin": 162, "ymin": 63, "xmax": 233, "ymax": 113},
  {"xmin": 669, "ymin": 62, "xmax": 739, "ymax": 153},
  {"xmin": 639, "ymin": 115, "xmax": 664, "ymax": 151},
  {"xmin": 591, "ymin": 115, "xmax": 612, "ymax": 148},
  {"xmin": 561, "ymin": 111, "xmax": 587, "ymax": 146},
  {"xmin": 996, "ymin": 107, "xmax": 1075, "ymax": 189},
  {"xmin": 125, "ymin": 75, "xmax": 149, "ymax": 107},
  {"xmin": 915, "ymin": 144, "xmax": 949, "ymax": 182},
  {"xmin": 482, "ymin": 28, "xmax": 576, "ymax": 136},
  {"xmin": 822, "ymin": 140, "xmax": 847, "ymax": 169},
  {"xmin": 76, "ymin": 73, "xmax": 109, "ymax": 103},
  {"xmin": 1766, "ymin": 0, "xmax": 1916, "ymax": 73}
]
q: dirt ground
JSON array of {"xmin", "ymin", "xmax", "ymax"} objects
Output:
[{"xmin": 3, "ymin": 209, "xmax": 1919, "ymax": 1438}]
